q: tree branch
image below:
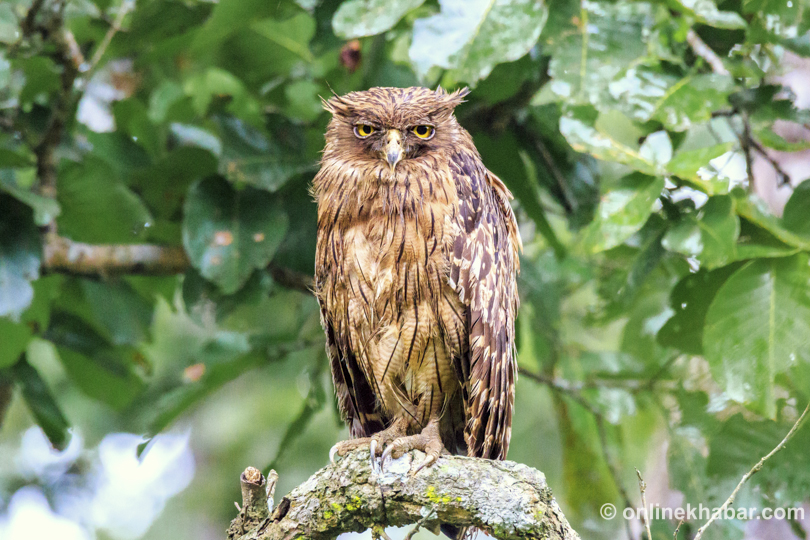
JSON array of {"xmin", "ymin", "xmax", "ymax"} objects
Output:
[
  {"xmin": 41, "ymin": 235, "xmax": 314, "ymax": 293},
  {"xmin": 43, "ymin": 234, "xmax": 191, "ymax": 276},
  {"xmin": 227, "ymin": 449, "xmax": 580, "ymax": 540}
]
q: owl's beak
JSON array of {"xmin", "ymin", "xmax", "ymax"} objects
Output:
[{"xmin": 384, "ymin": 129, "xmax": 403, "ymax": 171}]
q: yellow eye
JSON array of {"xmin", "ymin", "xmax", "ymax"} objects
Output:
[
  {"xmin": 412, "ymin": 125, "xmax": 434, "ymax": 139},
  {"xmin": 354, "ymin": 124, "xmax": 375, "ymax": 138}
]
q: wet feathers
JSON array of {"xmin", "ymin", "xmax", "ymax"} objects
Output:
[{"xmin": 313, "ymin": 86, "xmax": 521, "ymax": 461}]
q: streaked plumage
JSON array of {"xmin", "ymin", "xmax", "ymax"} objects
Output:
[{"xmin": 313, "ymin": 87, "xmax": 521, "ymax": 486}]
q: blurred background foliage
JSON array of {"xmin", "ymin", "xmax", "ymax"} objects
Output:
[{"xmin": 1, "ymin": 0, "xmax": 810, "ymax": 539}]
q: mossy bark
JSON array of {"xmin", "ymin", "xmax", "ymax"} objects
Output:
[{"xmin": 227, "ymin": 449, "xmax": 579, "ymax": 540}]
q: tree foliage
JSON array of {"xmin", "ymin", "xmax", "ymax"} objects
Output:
[{"xmin": 1, "ymin": 0, "xmax": 810, "ymax": 538}]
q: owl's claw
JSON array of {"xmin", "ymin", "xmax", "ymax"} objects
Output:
[
  {"xmin": 378, "ymin": 418, "xmax": 445, "ymax": 475},
  {"xmin": 329, "ymin": 444, "xmax": 340, "ymax": 464},
  {"xmin": 369, "ymin": 439, "xmax": 380, "ymax": 473}
]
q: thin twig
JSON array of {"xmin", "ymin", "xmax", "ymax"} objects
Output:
[
  {"xmin": 403, "ymin": 508, "xmax": 437, "ymax": 540},
  {"xmin": 84, "ymin": 0, "xmax": 135, "ymax": 80},
  {"xmin": 692, "ymin": 402, "xmax": 810, "ymax": 540},
  {"xmin": 748, "ymin": 136, "xmax": 792, "ymax": 187},
  {"xmin": 686, "ymin": 29, "xmax": 729, "ymax": 76},
  {"xmin": 673, "ymin": 519, "xmax": 684, "ymax": 539},
  {"xmin": 635, "ymin": 468, "xmax": 653, "ymax": 540}
]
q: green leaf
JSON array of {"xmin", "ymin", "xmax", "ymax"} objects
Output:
[
  {"xmin": 703, "ymin": 255, "xmax": 810, "ymax": 418},
  {"xmin": 409, "ymin": 0, "xmax": 548, "ymax": 84},
  {"xmin": 0, "ymin": 148, "xmax": 34, "ymax": 167},
  {"xmin": 560, "ymin": 108, "xmax": 658, "ymax": 175},
  {"xmin": 662, "ymin": 195, "xmax": 740, "ymax": 269},
  {"xmin": 579, "ymin": 173, "xmax": 664, "ymax": 253},
  {"xmin": 57, "ymin": 158, "xmax": 154, "ymax": 244},
  {"xmin": 250, "ymin": 12, "xmax": 316, "ymax": 65},
  {"xmin": 782, "ymin": 179, "xmax": 810, "ymax": 238},
  {"xmin": 735, "ymin": 192, "xmax": 810, "ymax": 251},
  {"xmin": 81, "ymin": 280, "xmax": 153, "ymax": 346},
  {"xmin": 546, "ymin": 2, "xmax": 652, "ymax": 106},
  {"xmin": 0, "ymin": 195, "xmax": 42, "ymax": 319},
  {"xmin": 666, "ymin": 142, "xmax": 735, "ymax": 192},
  {"xmin": 333, "ymin": 0, "xmax": 425, "ymax": 38},
  {"xmin": 0, "ymin": 318, "xmax": 32, "ymax": 369},
  {"xmin": 45, "ymin": 313, "xmax": 146, "ymax": 410},
  {"xmin": 608, "ymin": 69, "xmax": 734, "ymax": 131},
  {"xmin": 658, "ymin": 265, "xmax": 739, "ymax": 355},
  {"xmin": 218, "ymin": 116, "xmax": 316, "ymax": 192},
  {"xmin": 11, "ymin": 357, "xmax": 70, "ymax": 449},
  {"xmin": 183, "ymin": 177, "xmax": 289, "ymax": 294},
  {"xmin": 672, "ymin": 0, "xmax": 747, "ymax": 29},
  {"xmin": 0, "ymin": 174, "xmax": 61, "ymax": 226}
]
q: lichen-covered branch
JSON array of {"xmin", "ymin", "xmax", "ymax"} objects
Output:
[{"xmin": 227, "ymin": 449, "xmax": 579, "ymax": 540}]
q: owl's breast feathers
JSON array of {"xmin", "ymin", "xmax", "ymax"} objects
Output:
[{"xmin": 314, "ymin": 133, "xmax": 520, "ymax": 461}]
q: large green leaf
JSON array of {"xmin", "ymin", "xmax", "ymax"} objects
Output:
[
  {"xmin": 183, "ymin": 177, "xmax": 289, "ymax": 294},
  {"xmin": 579, "ymin": 173, "xmax": 664, "ymax": 253},
  {"xmin": 658, "ymin": 265, "xmax": 739, "ymax": 355},
  {"xmin": 409, "ymin": 0, "xmax": 548, "ymax": 84},
  {"xmin": 703, "ymin": 255, "xmax": 810, "ymax": 418},
  {"xmin": 608, "ymin": 69, "xmax": 734, "ymax": 132},
  {"xmin": 0, "ymin": 195, "xmax": 41, "ymax": 319},
  {"xmin": 545, "ymin": 2, "xmax": 652, "ymax": 106},
  {"xmin": 333, "ymin": 0, "xmax": 425, "ymax": 38}
]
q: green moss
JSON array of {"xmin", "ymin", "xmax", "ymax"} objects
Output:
[{"xmin": 323, "ymin": 510, "xmax": 334, "ymax": 520}]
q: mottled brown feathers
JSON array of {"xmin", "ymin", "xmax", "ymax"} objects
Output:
[{"xmin": 313, "ymin": 86, "xmax": 521, "ymax": 462}]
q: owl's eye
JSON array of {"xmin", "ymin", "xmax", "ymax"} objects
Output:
[
  {"xmin": 353, "ymin": 124, "xmax": 375, "ymax": 138},
  {"xmin": 412, "ymin": 125, "xmax": 435, "ymax": 139}
]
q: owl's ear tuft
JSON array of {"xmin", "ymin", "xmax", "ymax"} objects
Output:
[
  {"xmin": 322, "ymin": 93, "xmax": 353, "ymax": 116},
  {"xmin": 431, "ymin": 86, "xmax": 470, "ymax": 118}
]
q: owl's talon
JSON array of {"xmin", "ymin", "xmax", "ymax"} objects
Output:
[
  {"xmin": 329, "ymin": 444, "xmax": 340, "ymax": 464},
  {"xmin": 369, "ymin": 439, "xmax": 379, "ymax": 473}
]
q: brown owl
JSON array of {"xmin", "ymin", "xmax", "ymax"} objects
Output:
[{"xmin": 313, "ymin": 86, "xmax": 521, "ymax": 505}]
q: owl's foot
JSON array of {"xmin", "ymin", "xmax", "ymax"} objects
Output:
[
  {"xmin": 381, "ymin": 418, "xmax": 446, "ymax": 475},
  {"xmin": 328, "ymin": 417, "xmax": 410, "ymax": 469}
]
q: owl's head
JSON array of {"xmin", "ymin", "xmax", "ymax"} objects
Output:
[{"xmin": 322, "ymin": 86, "xmax": 469, "ymax": 172}]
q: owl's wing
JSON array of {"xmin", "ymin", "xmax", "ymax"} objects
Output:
[
  {"xmin": 320, "ymin": 305, "xmax": 386, "ymax": 439},
  {"xmin": 449, "ymin": 156, "xmax": 521, "ymax": 460}
]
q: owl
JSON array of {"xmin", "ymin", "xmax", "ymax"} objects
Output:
[{"xmin": 313, "ymin": 87, "xmax": 521, "ymax": 532}]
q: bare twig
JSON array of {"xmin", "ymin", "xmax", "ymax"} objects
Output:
[
  {"xmin": 673, "ymin": 519, "xmax": 684, "ymax": 539},
  {"xmin": 403, "ymin": 508, "xmax": 437, "ymax": 540},
  {"xmin": 686, "ymin": 29, "xmax": 729, "ymax": 76},
  {"xmin": 84, "ymin": 0, "xmax": 135, "ymax": 81},
  {"xmin": 748, "ymin": 136, "xmax": 792, "ymax": 187},
  {"xmin": 636, "ymin": 468, "xmax": 653, "ymax": 540},
  {"xmin": 693, "ymin": 402, "xmax": 810, "ymax": 540}
]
